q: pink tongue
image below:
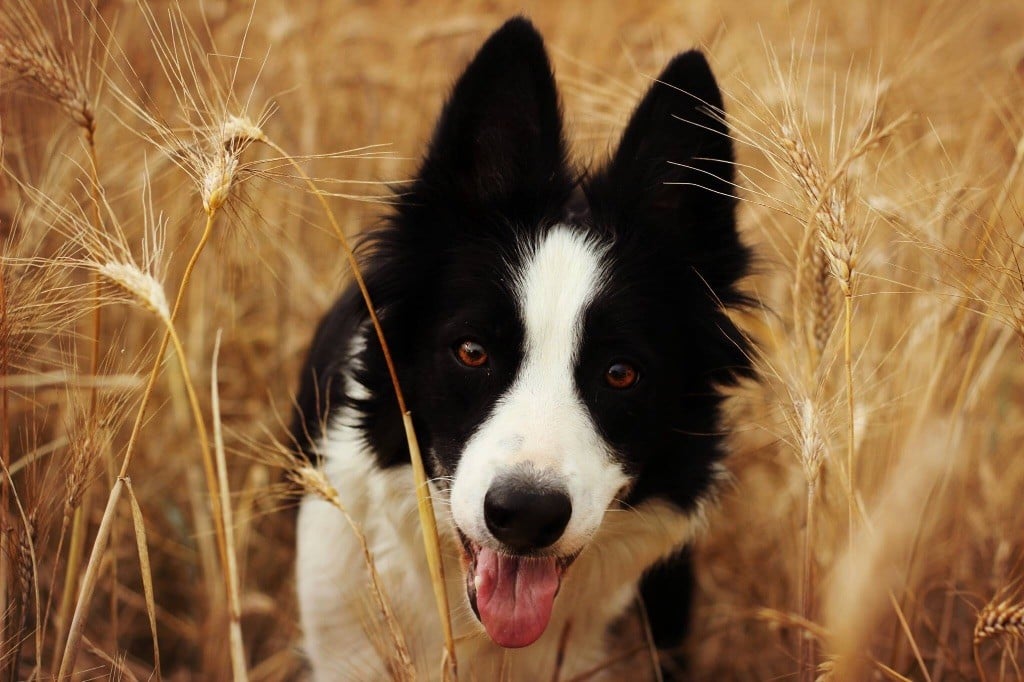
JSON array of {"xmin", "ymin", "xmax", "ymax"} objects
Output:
[{"xmin": 475, "ymin": 547, "xmax": 560, "ymax": 648}]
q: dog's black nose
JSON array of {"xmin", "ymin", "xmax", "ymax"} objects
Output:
[{"xmin": 484, "ymin": 480, "xmax": 572, "ymax": 551}]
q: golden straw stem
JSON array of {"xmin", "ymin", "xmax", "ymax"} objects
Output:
[
  {"xmin": 210, "ymin": 331, "xmax": 249, "ymax": 682},
  {"xmin": 262, "ymin": 137, "xmax": 457, "ymax": 677},
  {"xmin": 844, "ymin": 293, "xmax": 854, "ymax": 546}
]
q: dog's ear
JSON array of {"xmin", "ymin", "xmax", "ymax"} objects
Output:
[
  {"xmin": 592, "ymin": 51, "xmax": 744, "ymax": 292},
  {"xmin": 416, "ymin": 17, "xmax": 570, "ymax": 213}
]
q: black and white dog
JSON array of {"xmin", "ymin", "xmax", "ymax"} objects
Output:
[{"xmin": 293, "ymin": 17, "xmax": 749, "ymax": 680}]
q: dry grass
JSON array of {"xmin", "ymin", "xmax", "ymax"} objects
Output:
[{"xmin": 1, "ymin": 0, "xmax": 1023, "ymax": 680}]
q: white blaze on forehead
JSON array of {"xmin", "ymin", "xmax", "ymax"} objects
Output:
[
  {"xmin": 513, "ymin": 226, "xmax": 608, "ymax": 388},
  {"xmin": 450, "ymin": 225, "xmax": 628, "ymax": 555}
]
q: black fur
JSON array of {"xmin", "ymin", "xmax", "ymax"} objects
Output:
[
  {"xmin": 640, "ymin": 547, "xmax": 696, "ymax": 678},
  {"xmin": 293, "ymin": 17, "xmax": 575, "ymax": 470},
  {"xmin": 292, "ymin": 16, "xmax": 749, "ymax": 656}
]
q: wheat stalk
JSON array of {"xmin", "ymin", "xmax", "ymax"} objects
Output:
[
  {"xmin": 0, "ymin": 221, "xmax": 10, "ymax": 678},
  {"xmin": 210, "ymin": 331, "xmax": 249, "ymax": 682},
  {"xmin": 45, "ymin": 393, "xmax": 120, "ymax": 675},
  {"xmin": 54, "ymin": 5, "xmax": 274, "ymax": 674},
  {"xmin": 1, "ymin": 11, "xmax": 111, "ymax": 642},
  {"xmin": 122, "ymin": 478, "xmax": 162, "ymax": 680},
  {"xmin": 263, "ymin": 135, "xmax": 458, "ymax": 679}
]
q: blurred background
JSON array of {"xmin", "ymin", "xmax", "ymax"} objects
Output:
[{"xmin": 2, "ymin": 0, "xmax": 1024, "ymax": 679}]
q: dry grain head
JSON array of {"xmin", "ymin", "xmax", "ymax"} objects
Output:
[{"xmin": 975, "ymin": 598, "xmax": 1024, "ymax": 645}]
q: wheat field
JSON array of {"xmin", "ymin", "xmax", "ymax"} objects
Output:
[{"xmin": 1, "ymin": 0, "xmax": 1023, "ymax": 680}]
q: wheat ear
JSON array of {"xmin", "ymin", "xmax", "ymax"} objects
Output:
[{"xmin": 974, "ymin": 598, "xmax": 1024, "ymax": 682}]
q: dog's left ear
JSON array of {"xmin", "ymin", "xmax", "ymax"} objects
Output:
[{"xmin": 591, "ymin": 51, "xmax": 745, "ymax": 293}]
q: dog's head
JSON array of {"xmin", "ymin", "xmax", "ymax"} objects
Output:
[{"xmin": 353, "ymin": 17, "xmax": 749, "ymax": 648}]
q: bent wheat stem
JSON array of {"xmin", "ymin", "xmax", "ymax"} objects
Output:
[{"xmin": 262, "ymin": 137, "xmax": 457, "ymax": 679}]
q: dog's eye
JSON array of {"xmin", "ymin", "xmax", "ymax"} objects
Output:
[
  {"xmin": 605, "ymin": 362, "xmax": 639, "ymax": 389},
  {"xmin": 454, "ymin": 339, "xmax": 489, "ymax": 368}
]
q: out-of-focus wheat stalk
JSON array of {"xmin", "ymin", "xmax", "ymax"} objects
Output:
[
  {"xmin": 1, "ymin": 1, "xmax": 97, "ymax": 661},
  {"xmin": 54, "ymin": 4, "xmax": 282, "ymax": 674},
  {"xmin": 0, "ymin": 215, "xmax": 91, "ymax": 678},
  {"xmin": 0, "ymin": 0, "xmax": 104, "ymax": 407},
  {"xmin": 122, "ymin": 477, "xmax": 162, "ymax": 680},
  {"xmin": 726, "ymin": 36, "xmax": 922, "ymax": 679},
  {"xmin": 42, "ymin": 387, "xmax": 128, "ymax": 675},
  {"xmin": 791, "ymin": 391, "xmax": 827, "ymax": 682},
  {"xmin": 210, "ymin": 331, "xmax": 249, "ymax": 682},
  {"xmin": 0, "ymin": 454, "xmax": 40, "ymax": 681}
]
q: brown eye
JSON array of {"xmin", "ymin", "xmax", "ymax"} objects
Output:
[
  {"xmin": 455, "ymin": 339, "xmax": 489, "ymax": 368},
  {"xmin": 605, "ymin": 362, "xmax": 638, "ymax": 389}
]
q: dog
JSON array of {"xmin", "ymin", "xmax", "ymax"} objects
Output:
[{"xmin": 292, "ymin": 16, "xmax": 749, "ymax": 681}]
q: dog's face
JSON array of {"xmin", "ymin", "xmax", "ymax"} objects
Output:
[{"xmin": 355, "ymin": 18, "xmax": 748, "ymax": 649}]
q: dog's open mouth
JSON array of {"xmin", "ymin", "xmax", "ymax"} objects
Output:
[{"xmin": 460, "ymin": 533, "xmax": 575, "ymax": 648}]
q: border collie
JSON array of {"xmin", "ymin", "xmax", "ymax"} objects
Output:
[{"xmin": 293, "ymin": 17, "xmax": 749, "ymax": 680}]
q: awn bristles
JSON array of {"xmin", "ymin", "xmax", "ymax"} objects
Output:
[
  {"xmin": 221, "ymin": 114, "xmax": 267, "ymax": 148},
  {"xmin": 105, "ymin": 3, "xmax": 271, "ymax": 217},
  {"xmin": 14, "ymin": 180, "xmax": 172, "ymax": 324},
  {"xmin": 0, "ymin": 240, "xmax": 81, "ymax": 369}
]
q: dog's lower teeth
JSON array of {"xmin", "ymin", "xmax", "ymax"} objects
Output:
[{"xmin": 474, "ymin": 574, "xmax": 482, "ymax": 590}]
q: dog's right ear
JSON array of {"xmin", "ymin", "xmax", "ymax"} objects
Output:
[
  {"xmin": 413, "ymin": 17, "xmax": 571, "ymax": 216},
  {"xmin": 589, "ymin": 51, "xmax": 745, "ymax": 298}
]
